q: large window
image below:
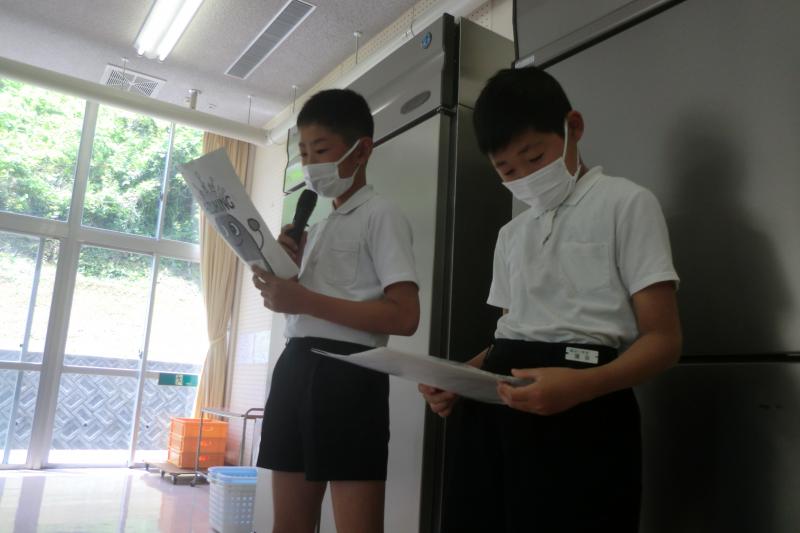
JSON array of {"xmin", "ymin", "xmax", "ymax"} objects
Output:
[
  {"xmin": 83, "ymin": 106, "xmax": 171, "ymax": 237},
  {"xmin": 147, "ymin": 258, "xmax": 206, "ymax": 365},
  {"xmin": 0, "ymin": 79, "xmax": 84, "ymax": 221},
  {"xmin": 163, "ymin": 125, "xmax": 204, "ymax": 244},
  {"xmin": 0, "ymin": 232, "xmax": 59, "ymax": 364},
  {"xmin": 64, "ymin": 246, "xmax": 154, "ymax": 362},
  {"xmin": 0, "ymin": 78, "xmax": 207, "ymax": 468},
  {"xmin": 0, "ymin": 231, "xmax": 57, "ymax": 465}
]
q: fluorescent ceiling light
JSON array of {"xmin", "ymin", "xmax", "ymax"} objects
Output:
[{"xmin": 134, "ymin": 0, "xmax": 204, "ymax": 61}]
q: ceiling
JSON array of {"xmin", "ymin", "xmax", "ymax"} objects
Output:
[{"xmin": 0, "ymin": 0, "xmax": 417, "ymax": 127}]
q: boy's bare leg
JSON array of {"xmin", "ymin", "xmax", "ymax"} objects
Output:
[
  {"xmin": 272, "ymin": 471, "xmax": 327, "ymax": 533},
  {"xmin": 329, "ymin": 480, "xmax": 385, "ymax": 533}
]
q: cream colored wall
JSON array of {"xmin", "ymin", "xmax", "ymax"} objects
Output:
[{"xmin": 224, "ymin": 142, "xmax": 286, "ymax": 460}]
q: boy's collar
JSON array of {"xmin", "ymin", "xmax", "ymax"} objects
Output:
[
  {"xmin": 333, "ymin": 184, "xmax": 376, "ymax": 214},
  {"xmin": 563, "ymin": 166, "xmax": 602, "ymax": 206}
]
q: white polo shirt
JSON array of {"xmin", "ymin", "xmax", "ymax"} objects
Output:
[
  {"xmin": 285, "ymin": 184, "xmax": 419, "ymax": 347},
  {"xmin": 488, "ymin": 166, "xmax": 679, "ymax": 350}
]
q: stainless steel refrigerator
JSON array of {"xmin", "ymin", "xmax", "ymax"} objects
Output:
[
  {"xmin": 277, "ymin": 16, "xmax": 513, "ymax": 533},
  {"xmin": 514, "ymin": 0, "xmax": 800, "ymax": 531}
]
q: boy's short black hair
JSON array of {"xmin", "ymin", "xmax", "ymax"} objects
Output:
[
  {"xmin": 473, "ymin": 67, "xmax": 572, "ymax": 155},
  {"xmin": 296, "ymin": 89, "xmax": 374, "ymax": 144}
]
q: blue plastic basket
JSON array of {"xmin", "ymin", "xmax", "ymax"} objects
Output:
[
  {"xmin": 208, "ymin": 467, "xmax": 257, "ymax": 533},
  {"xmin": 208, "ymin": 466, "xmax": 258, "ymax": 483}
]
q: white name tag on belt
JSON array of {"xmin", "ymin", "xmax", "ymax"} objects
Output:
[{"xmin": 565, "ymin": 347, "xmax": 599, "ymax": 365}]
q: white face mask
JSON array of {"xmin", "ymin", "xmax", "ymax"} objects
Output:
[
  {"xmin": 302, "ymin": 140, "xmax": 361, "ymax": 198},
  {"xmin": 502, "ymin": 121, "xmax": 581, "ymax": 216}
]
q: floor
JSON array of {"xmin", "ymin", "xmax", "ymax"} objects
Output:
[
  {"xmin": 0, "ymin": 467, "xmax": 211, "ymax": 532},
  {"xmin": 3, "ymin": 449, "xmax": 171, "ymax": 467}
]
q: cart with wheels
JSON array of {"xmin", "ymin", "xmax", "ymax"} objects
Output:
[
  {"xmin": 144, "ymin": 461, "xmax": 205, "ymax": 485},
  {"xmin": 192, "ymin": 407, "xmax": 265, "ymax": 487}
]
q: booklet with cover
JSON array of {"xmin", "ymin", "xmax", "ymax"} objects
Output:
[
  {"xmin": 312, "ymin": 347, "xmax": 532, "ymax": 404},
  {"xmin": 181, "ymin": 149, "xmax": 299, "ymax": 279}
]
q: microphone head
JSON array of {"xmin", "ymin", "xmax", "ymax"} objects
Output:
[
  {"xmin": 287, "ymin": 188, "xmax": 318, "ymax": 243},
  {"xmin": 297, "ymin": 188, "xmax": 318, "ymax": 212}
]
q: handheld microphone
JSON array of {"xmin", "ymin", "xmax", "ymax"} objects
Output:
[{"xmin": 286, "ymin": 188, "xmax": 317, "ymax": 246}]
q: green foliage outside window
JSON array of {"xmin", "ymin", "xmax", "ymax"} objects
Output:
[
  {"xmin": 163, "ymin": 124, "xmax": 203, "ymax": 244},
  {"xmin": 83, "ymin": 105, "xmax": 171, "ymax": 238},
  {"xmin": 0, "ymin": 78, "xmax": 83, "ymax": 221},
  {"xmin": 0, "ymin": 78, "xmax": 204, "ymax": 281}
]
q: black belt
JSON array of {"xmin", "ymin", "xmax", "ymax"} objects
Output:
[
  {"xmin": 486, "ymin": 339, "xmax": 618, "ymax": 373},
  {"xmin": 286, "ymin": 336, "xmax": 372, "ymax": 354}
]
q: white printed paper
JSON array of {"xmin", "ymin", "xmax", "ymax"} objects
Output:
[
  {"xmin": 312, "ymin": 347, "xmax": 531, "ymax": 405},
  {"xmin": 182, "ymin": 149, "xmax": 298, "ymax": 279}
]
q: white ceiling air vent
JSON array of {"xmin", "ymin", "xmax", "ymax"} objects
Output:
[
  {"xmin": 100, "ymin": 64, "xmax": 166, "ymax": 97},
  {"xmin": 226, "ymin": 0, "xmax": 316, "ymax": 79}
]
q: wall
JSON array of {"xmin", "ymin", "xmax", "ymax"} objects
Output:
[{"xmin": 224, "ymin": 141, "xmax": 285, "ymax": 464}]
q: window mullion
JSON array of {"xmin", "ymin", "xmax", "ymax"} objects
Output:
[
  {"xmin": 27, "ymin": 100, "xmax": 97, "ymax": 469},
  {"xmin": 19, "ymin": 238, "xmax": 47, "ymax": 361},
  {"xmin": 67, "ymin": 101, "xmax": 98, "ymax": 232},
  {"xmin": 155, "ymin": 123, "xmax": 176, "ymax": 240},
  {"xmin": 128, "ymin": 254, "xmax": 160, "ymax": 466},
  {"xmin": 76, "ymin": 225, "xmax": 200, "ymax": 261}
]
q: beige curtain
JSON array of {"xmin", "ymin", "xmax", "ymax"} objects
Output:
[{"xmin": 193, "ymin": 133, "xmax": 253, "ymax": 416}]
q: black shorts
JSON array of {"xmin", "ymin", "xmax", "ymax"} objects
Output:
[
  {"xmin": 256, "ymin": 337, "xmax": 390, "ymax": 481},
  {"xmin": 442, "ymin": 339, "xmax": 642, "ymax": 533}
]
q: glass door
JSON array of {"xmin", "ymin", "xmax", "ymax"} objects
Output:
[
  {"xmin": 0, "ymin": 232, "xmax": 59, "ymax": 466},
  {"xmin": 133, "ymin": 257, "xmax": 205, "ymax": 465},
  {"xmin": 48, "ymin": 246, "xmax": 153, "ymax": 465}
]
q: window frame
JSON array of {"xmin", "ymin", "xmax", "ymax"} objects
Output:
[{"xmin": 0, "ymin": 87, "xmax": 205, "ymax": 469}]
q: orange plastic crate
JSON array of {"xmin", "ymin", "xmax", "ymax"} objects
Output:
[
  {"xmin": 168, "ymin": 447, "xmax": 225, "ymax": 469},
  {"xmin": 168, "ymin": 432, "xmax": 226, "ymax": 454},
  {"xmin": 169, "ymin": 417, "xmax": 228, "ymax": 439}
]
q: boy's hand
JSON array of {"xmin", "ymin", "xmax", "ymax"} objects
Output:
[
  {"xmin": 496, "ymin": 367, "xmax": 592, "ymax": 416},
  {"xmin": 418, "ymin": 351, "xmax": 488, "ymax": 417},
  {"xmin": 418, "ymin": 384, "xmax": 459, "ymax": 417},
  {"xmin": 277, "ymin": 224, "xmax": 307, "ymax": 267},
  {"xmin": 251, "ymin": 265, "xmax": 311, "ymax": 314}
]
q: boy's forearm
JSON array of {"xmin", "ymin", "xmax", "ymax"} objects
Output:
[
  {"xmin": 467, "ymin": 347, "xmax": 491, "ymax": 368},
  {"xmin": 580, "ymin": 282, "xmax": 682, "ymax": 400},
  {"xmin": 581, "ymin": 330, "xmax": 681, "ymax": 401},
  {"xmin": 302, "ymin": 290, "xmax": 418, "ymax": 336}
]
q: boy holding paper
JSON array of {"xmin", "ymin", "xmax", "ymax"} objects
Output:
[
  {"xmin": 251, "ymin": 89, "xmax": 419, "ymax": 533},
  {"xmin": 419, "ymin": 67, "xmax": 682, "ymax": 532}
]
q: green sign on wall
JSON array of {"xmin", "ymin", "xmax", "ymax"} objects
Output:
[{"xmin": 158, "ymin": 373, "xmax": 199, "ymax": 387}]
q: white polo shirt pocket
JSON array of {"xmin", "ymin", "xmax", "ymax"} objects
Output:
[
  {"xmin": 559, "ymin": 242, "xmax": 611, "ymax": 293},
  {"xmin": 323, "ymin": 238, "xmax": 360, "ymax": 286}
]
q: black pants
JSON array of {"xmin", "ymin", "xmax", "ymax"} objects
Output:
[
  {"xmin": 442, "ymin": 339, "xmax": 642, "ymax": 533},
  {"xmin": 256, "ymin": 337, "xmax": 390, "ymax": 481}
]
